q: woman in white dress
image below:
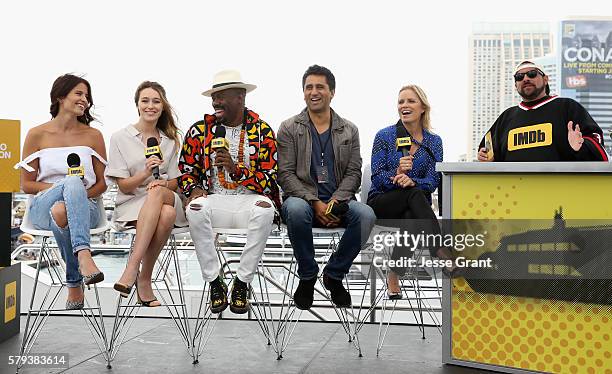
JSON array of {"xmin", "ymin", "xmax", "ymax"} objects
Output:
[
  {"xmin": 18, "ymin": 74, "xmax": 107, "ymax": 309},
  {"xmin": 107, "ymin": 81, "xmax": 186, "ymax": 306}
]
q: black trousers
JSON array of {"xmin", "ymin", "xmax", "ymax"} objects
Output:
[{"xmin": 368, "ymin": 188, "xmax": 441, "ymax": 276}]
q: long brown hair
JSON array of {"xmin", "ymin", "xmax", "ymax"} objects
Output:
[
  {"xmin": 50, "ymin": 74, "xmax": 96, "ymax": 125},
  {"xmin": 134, "ymin": 81, "xmax": 180, "ymax": 148}
]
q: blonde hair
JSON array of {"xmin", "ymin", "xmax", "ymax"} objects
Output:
[{"xmin": 398, "ymin": 84, "xmax": 432, "ymax": 131}]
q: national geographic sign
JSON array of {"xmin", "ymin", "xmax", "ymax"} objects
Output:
[
  {"xmin": 0, "ymin": 119, "xmax": 21, "ymax": 342},
  {"xmin": 0, "ymin": 119, "xmax": 21, "ymax": 192}
]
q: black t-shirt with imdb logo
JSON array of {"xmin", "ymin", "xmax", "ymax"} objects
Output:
[{"xmin": 479, "ymin": 96, "xmax": 608, "ymax": 161}]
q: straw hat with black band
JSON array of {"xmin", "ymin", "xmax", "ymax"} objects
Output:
[{"xmin": 201, "ymin": 70, "xmax": 257, "ymax": 97}]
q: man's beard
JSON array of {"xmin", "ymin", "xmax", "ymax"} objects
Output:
[{"xmin": 519, "ymin": 84, "xmax": 546, "ymax": 102}]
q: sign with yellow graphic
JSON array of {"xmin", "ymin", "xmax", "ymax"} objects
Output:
[
  {"xmin": 508, "ymin": 123, "xmax": 552, "ymax": 151},
  {"xmin": 447, "ymin": 171, "xmax": 612, "ymax": 373},
  {"xmin": 0, "ymin": 263, "xmax": 20, "ymax": 343},
  {"xmin": 4, "ymin": 281, "xmax": 16, "ymax": 323},
  {"xmin": 0, "ymin": 119, "xmax": 21, "ymax": 192}
]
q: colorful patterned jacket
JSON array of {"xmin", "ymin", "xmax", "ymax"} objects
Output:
[{"xmin": 178, "ymin": 108, "xmax": 281, "ymax": 209}]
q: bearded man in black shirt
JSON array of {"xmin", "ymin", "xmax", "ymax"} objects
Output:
[{"xmin": 477, "ymin": 60, "xmax": 608, "ymax": 162}]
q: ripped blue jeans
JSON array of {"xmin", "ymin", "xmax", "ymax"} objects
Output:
[{"xmin": 29, "ymin": 176, "xmax": 101, "ymax": 288}]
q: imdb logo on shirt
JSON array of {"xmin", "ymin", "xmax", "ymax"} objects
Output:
[{"xmin": 507, "ymin": 123, "xmax": 552, "ymax": 151}]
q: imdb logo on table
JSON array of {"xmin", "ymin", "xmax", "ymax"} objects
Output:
[{"xmin": 0, "ymin": 119, "xmax": 20, "ymax": 192}]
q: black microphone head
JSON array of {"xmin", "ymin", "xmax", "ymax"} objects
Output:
[
  {"xmin": 214, "ymin": 125, "xmax": 226, "ymax": 138},
  {"xmin": 67, "ymin": 153, "xmax": 81, "ymax": 167},
  {"xmin": 331, "ymin": 201, "xmax": 349, "ymax": 216},
  {"xmin": 146, "ymin": 137, "xmax": 159, "ymax": 147}
]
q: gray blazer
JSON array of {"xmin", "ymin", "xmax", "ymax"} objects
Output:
[{"xmin": 277, "ymin": 108, "xmax": 362, "ymax": 203}]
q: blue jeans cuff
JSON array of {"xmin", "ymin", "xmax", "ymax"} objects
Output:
[
  {"xmin": 73, "ymin": 244, "xmax": 89, "ymax": 254},
  {"xmin": 299, "ymin": 274, "xmax": 318, "ymax": 281},
  {"xmin": 322, "ymin": 269, "xmax": 343, "ymax": 281}
]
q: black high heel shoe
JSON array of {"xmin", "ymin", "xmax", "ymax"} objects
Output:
[
  {"xmin": 78, "ymin": 251, "xmax": 104, "ymax": 287},
  {"xmin": 136, "ymin": 281, "xmax": 161, "ymax": 307},
  {"xmin": 435, "ymin": 247, "xmax": 466, "ymax": 279},
  {"xmin": 136, "ymin": 297, "xmax": 161, "ymax": 307},
  {"xmin": 114, "ymin": 271, "xmax": 137, "ymax": 297},
  {"xmin": 66, "ymin": 284, "xmax": 85, "ymax": 310}
]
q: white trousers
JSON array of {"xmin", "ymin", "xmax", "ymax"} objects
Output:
[{"xmin": 186, "ymin": 194, "xmax": 275, "ymax": 283}]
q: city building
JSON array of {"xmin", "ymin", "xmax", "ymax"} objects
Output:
[
  {"xmin": 532, "ymin": 54, "xmax": 558, "ymax": 96},
  {"xmin": 467, "ymin": 22, "xmax": 554, "ymax": 161}
]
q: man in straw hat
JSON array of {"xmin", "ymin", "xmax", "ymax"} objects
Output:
[
  {"xmin": 179, "ymin": 69, "xmax": 280, "ymax": 314},
  {"xmin": 477, "ymin": 60, "xmax": 607, "ymax": 162}
]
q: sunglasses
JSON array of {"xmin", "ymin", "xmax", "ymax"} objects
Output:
[{"xmin": 514, "ymin": 69, "xmax": 543, "ymax": 82}]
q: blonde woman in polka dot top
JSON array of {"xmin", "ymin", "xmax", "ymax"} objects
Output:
[{"xmin": 367, "ymin": 84, "xmax": 453, "ymax": 298}]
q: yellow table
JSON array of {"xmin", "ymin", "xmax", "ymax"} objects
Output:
[{"xmin": 437, "ymin": 162, "xmax": 612, "ymax": 374}]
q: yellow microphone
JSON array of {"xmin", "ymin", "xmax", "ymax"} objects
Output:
[
  {"xmin": 211, "ymin": 126, "xmax": 229, "ymax": 151},
  {"xmin": 484, "ymin": 132, "xmax": 494, "ymax": 161},
  {"xmin": 396, "ymin": 136, "xmax": 412, "ymax": 157}
]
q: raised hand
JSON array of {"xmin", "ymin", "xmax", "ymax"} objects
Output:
[{"xmin": 567, "ymin": 121, "xmax": 584, "ymax": 152}]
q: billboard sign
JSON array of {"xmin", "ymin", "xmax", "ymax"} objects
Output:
[{"xmin": 561, "ymin": 20, "xmax": 612, "ymax": 91}]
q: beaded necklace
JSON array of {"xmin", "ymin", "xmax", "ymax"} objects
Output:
[{"xmin": 216, "ymin": 126, "xmax": 246, "ymax": 190}]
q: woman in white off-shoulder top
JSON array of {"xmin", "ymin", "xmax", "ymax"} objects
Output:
[{"xmin": 18, "ymin": 74, "xmax": 107, "ymax": 310}]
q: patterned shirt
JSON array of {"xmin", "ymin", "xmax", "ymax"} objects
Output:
[
  {"xmin": 368, "ymin": 123, "xmax": 443, "ymax": 203},
  {"xmin": 210, "ymin": 124, "xmax": 255, "ymax": 195},
  {"xmin": 178, "ymin": 108, "xmax": 281, "ymax": 209}
]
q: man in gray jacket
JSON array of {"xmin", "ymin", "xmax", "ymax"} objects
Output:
[{"xmin": 278, "ymin": 65, "xmax": 376, "ymax": 310}]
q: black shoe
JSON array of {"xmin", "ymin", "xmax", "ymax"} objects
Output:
[
  {"xmin": 442, "ymin": 265, "xmax": 467, "ymax": 279},
  {"xmin": 230, "ymin": 277, "xmax": 249, "ymax": 314},
  {"xmin": 386, "ymin": 290, "xmax": 403, "ymax": 300},
  {"xmin": 293, "ymin": 277, "xmax": 317, "ymax": 310},
  {"xmin": 323, "ymin": 273, "xmax": 351, "ymax": 308},
  {"xmin": 209, "ymin": 277, "xmax": 228, "ymax": 314}
]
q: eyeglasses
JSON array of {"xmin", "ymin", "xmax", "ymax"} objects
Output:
[{"xmin": 514, "ymin": 69, "xmax": 543, "ymax": 82}]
